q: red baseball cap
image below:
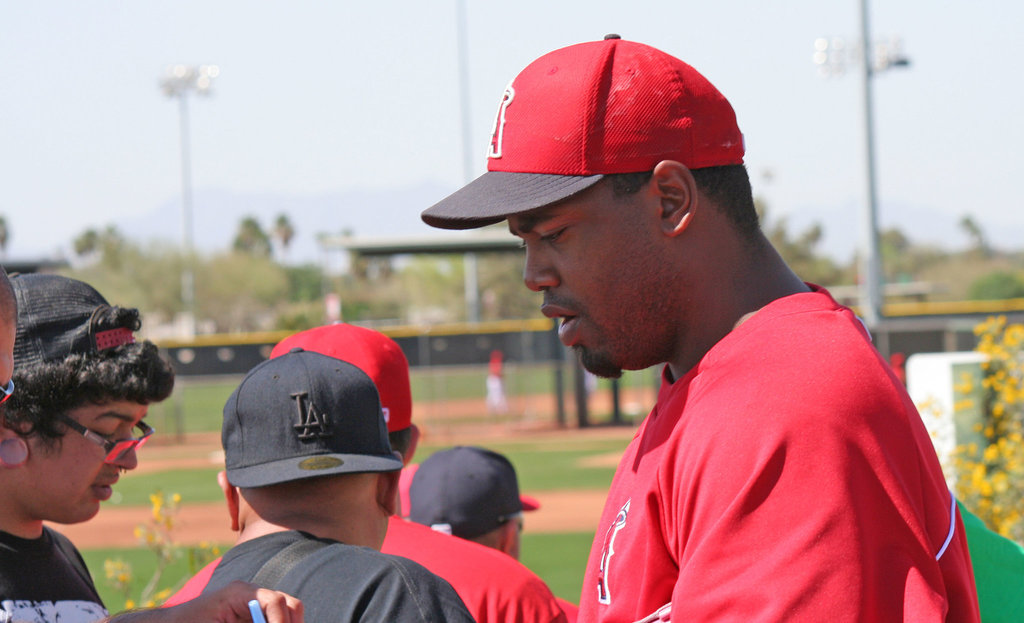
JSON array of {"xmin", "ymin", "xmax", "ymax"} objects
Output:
[
  {"xmin": 421, "ymin": 35, "xmax": 745, "ymax": 230},
  {"xmin": 270, "ymin": 323, "xmax": 413, "ymax": 433}
]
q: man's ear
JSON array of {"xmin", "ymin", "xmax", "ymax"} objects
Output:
[
  {"xmin": 377, "ymin": 467, "xmax": 401, "ymax": 517},
  {"xmin": 651, "ymin": 160, "xmax": 698, "ymax": 237},
  {"xmin": 496, "ymin": 520, "xmax": 518, "ymax": 558},
  {"xmin": 217, "ymin": 470, "xmax": 240, "ymax": 532}
]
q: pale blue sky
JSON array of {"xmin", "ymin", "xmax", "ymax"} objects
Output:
[{"xmin": 2, "ymin": 1, "xmax": 1021, "ymax": 263}]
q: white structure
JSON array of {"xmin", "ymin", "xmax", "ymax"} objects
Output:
[{"xmin": 906, "ymin": 351, "xmax": 988, "ymax": 488}]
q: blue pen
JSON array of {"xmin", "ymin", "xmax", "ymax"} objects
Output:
[{"xmin": 248, "ymin": 599, "xmax": 267, "ymax": 623}]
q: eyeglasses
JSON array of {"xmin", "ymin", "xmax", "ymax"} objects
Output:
[
  {"xmin": 0, "ymin": 378, "xmax": 13, "ymax": 405},
  {"xmin": 61, "ymin": 416, "xmax": 155, "ymax": 464}
]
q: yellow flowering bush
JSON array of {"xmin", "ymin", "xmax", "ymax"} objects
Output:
[
  {"xmin": 104, "ymin": 491, "xmax": 221, "ymax": 609},
  {"xmin": 954, "ymin": 316, "xmax": 1024, "ymax": 544}
]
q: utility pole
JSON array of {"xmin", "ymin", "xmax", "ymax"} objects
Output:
[
  {"xmin": 160, "ymin": 64, "xmax": 219, "ymax": 337},
  {"xmin": 454, "ymin": 0, "xmax": 482, "ymax": 323},
  {"xmin": 814, "ymin": 2, "xmax": 909, "ymax": 330}
]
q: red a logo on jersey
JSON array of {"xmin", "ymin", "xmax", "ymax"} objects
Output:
[
  {"xmin": 487, "ymin": 81, "xmax": 515, "ymax": 159},
  {"xmin": 596, "ymin": 499, "xmax": 630, "ymax": 605}
]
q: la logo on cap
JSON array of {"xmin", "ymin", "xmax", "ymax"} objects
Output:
[{"xmin": 291, "ymin": 392, "xmax": 332, "ymax": 440}]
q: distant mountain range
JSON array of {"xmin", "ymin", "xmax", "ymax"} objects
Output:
[
  {"xmin": 11, "ymin": 181, "xmax": 1016, "ymax": 271},
  {"xmin": 119, "ymin": 181, "xmax": 460, "ymax": 265},
  {"xmin": 124, "ymin": 184, "xmax": 1005, "ymax": 266}
]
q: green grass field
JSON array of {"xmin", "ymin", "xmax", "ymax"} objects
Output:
[
  {"xmin": 82, "ymin": 545, "xmax": 220, "ymax": 611},
  {"xmin": 144, "ymin": 363, "xmax": 658, "ymax": 436},
  {"xmin": 109, "ymin": 435, "xmax": 628, "ymax": 507},
  {"xmin": 83, "ymin": 429, "xmax": 633, "ymax": 611},
  {"xmin": 110, "ymin": 468, "xmax": 222, "ymax": 506}
]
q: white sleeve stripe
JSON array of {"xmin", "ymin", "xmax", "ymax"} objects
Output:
[
  {"xmin": 625, "ymin": 495, "xmax": 955, "ymax": 622},
  {"xmin": 935, "ymin": 489, "xmax": 956, "ymax": 561},
  {"xmin": 632, "ymin": 602, "xmax": 671, "ymax": 623}
]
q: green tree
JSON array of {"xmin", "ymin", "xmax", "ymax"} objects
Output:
[
  {"xmin": 879, "ymin": 227, "xmax": 912, "ymax": 282},
  {"xmin": 477, "ymin": 251, "xmax": 541, "ymax": 321},
  {"xmin": 877, "ymin": 227, "xmax": 949, "ymax": 285},
  {"xmin": 969, "ymin": 271, "xmax": 1024, "ymax": 300},
  {"xmin": 73, "ymin": 229, "xmax": 99, "ymax": 256},
  {"xmin": 754, "ymin": 196, "xmax": 847, "ymax": 286},
  {"xmin": 273, "ymin": 214, "xmax": 295, "ymax": 260},
  {"xmin": 396, "ymin": 255, "xmax": 466, "ymax": 323},
  {"xmin": 232, "ymin": 216, "xmax": 271, "ymax": 257},
  {"xmin": 198, "ymin": 252, "xmax": 289, "ymax": 332},
  {"xmin": 65, "ymin": 240, "xmax": 185, "ymax": 323},
  {"xmin": 274, "ymin": 301, "xmax": 326, "ymax": 331},
  {"xmin": 763, "ymin": 218, "xmax": 844, "ymax": 286},
  {"xmin": 72, "ymin": 226, "xmax": 128, "ymax": 269},
  {"xmin": 0, "ymin": 215, "xmax": 8, "ymax": 258},
  {"xmin": 959, "ymin": 215, "xmax": 990, "ymax": 258},
  {"xmin": 285, "ymin": 263, "xmax": 324, "ymax": 302}
]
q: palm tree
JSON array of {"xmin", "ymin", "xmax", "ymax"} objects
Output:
[
  {"xmin": 0, "ymin": 216, "xmax": 8, "ymax": 259},
  {"xmin": 73, "ymin": 228, "xmax": 100, "ymax": 257},
  {"xmin": 273, "ymin": 213, "xmax": 295, "ymax": 261},
  {"xmin": 959, "ymin": 215, "xmax": 990, "ymax": 257},
  {"xmin": 233, "ymin": 216, "xmax": 272, "ymax": 257}
]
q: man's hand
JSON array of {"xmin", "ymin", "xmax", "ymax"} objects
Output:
[{"xmin": 107, "ymin": 581, "xmax": 304, "ymax": 623}]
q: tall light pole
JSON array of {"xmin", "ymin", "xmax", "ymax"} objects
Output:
[
  {"xmin": 160, "ymin": 64, "xmax": 218, "ymax": 337},
  {"xmin": 814, "ymin": 1, "xmax": 908, "ymax": 330},
  {"xmin": 454, "ymin": 0, "xmax": 481, "ymax": 323}
]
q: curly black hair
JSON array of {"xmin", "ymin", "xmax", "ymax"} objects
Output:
[{"xmin": 3, "ymin": 305, "xmax": 174, "ymax": 449}]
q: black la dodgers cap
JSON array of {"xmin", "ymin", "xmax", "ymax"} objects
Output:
[{"xmin": 222, "ymin": 348, "xmax": 403, "ymax": 488}]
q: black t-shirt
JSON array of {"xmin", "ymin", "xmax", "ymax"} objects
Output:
[
  {"xmin": 205, "ymin": 531, "xmax": 474, "ymax": 623},
  {"xmin": 0, "ymin": 527, "xmax": 107, "ymax": 622}
]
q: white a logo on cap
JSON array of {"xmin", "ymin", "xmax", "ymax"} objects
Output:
[
  {"xmin": 291, "ymin": 392, "xmax": 332, "ymax": 440},
  {"xmin": 487, "ymin": 81, "xmax": 515, "ymax": 159}
]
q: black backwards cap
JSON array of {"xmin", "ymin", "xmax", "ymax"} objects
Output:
[
  {"xmin": 12, "ymin": 273, "xmax": 136, "ymax": 368},
  {"xmin": 222, "ymin": 348, "xmax": 403, "ymax": 488}
]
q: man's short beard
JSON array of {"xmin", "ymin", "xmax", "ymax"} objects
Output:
[{"xmin": 575, "ymin": 346, "xmax": 623, "ymax": 379}]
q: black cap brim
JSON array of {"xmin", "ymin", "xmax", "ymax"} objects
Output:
[
  {"xmin": 421, "ymin": 171, "xmax": 604, "ymax": 230},
  {"xmin": 227, "ymin": 452, "xmax": 403, "ymax": 488}
]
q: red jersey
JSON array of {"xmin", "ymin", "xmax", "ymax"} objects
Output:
[
  {"xmin": 383, "ymin": 517, "xmax": 568, "ymax": 623},
  {"xmin": 580, "ymin": 287, "xmax": 979, "ymax": 622},
  {"xmin": 163, "ymin": 560, "xmax": 216, "ymax": 608}
]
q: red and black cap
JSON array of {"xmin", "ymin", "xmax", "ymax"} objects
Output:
[{"xmin": 421, "ymin": 35, "xmax": 745, "ymax": 230}]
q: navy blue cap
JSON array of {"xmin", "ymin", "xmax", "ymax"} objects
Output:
[
  {"xmin": 222, "ymin": 348, "xmax": 403, "ymax": 488},
  {"xmin": 408, "ymin": 446, "xmax": 537, "ymax": 539}
]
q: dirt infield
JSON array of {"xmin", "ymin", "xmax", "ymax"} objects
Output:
[{"xmin": 50, "ymin": 424, "xmax": 633, "ymax": 549}]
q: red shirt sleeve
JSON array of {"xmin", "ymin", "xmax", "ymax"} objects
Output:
[{"xmin": 162, "ymin": 557, "xmax": 221, "ymax": 607}]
